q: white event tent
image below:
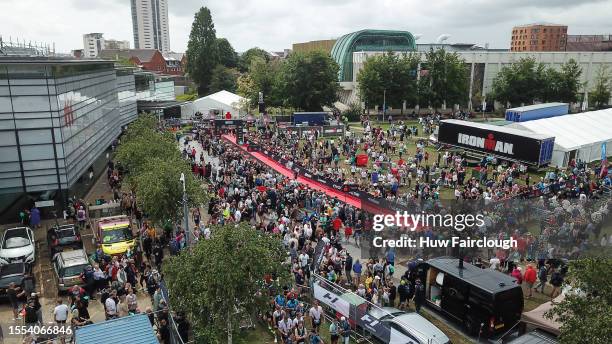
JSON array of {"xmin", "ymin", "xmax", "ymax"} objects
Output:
[
  {"xmin": 192, "ymin": 90, "xmax": 246, "ymax": 118},
  {"xmin": 507, "ymin": 108, "xmax": 612, "ymax": 167}
]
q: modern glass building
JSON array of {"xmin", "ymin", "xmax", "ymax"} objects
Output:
[
  {"xmin": 0, "ymin": 58, "xmax": 145, "ymax": 221},
  {"xmin": 330, "ymin": 29, "xmax": 417, "ymax": 82}
]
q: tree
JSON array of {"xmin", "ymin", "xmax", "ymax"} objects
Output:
[
  {"xmin": 164, "ymin": 223, "xmax": 289, "ymax": 343},
  {"xmin": 236, "ymin": 57, "xmax": 282, "ymax": 109},
  {"xmin": 134, "ymin": 158, "xmax": 204, "ymax": 224},
  {"xmin": 557, "ymin": 59, "xmax": 583, "ymax": 104},
  {"xmin": 279, "ymin": 51, "xmax": 340, "ymax": 111},
  {"xmin": 545, "ymin": 258, "xmax": 612, "ymax": 344},
  {"xmin": 491, "ymin": 57, "xmax": 547, "ymax": 107},
  {"xmin": 115, "ymin": 114, "xmax": 205, "ymax": 224},
  {"xmin": 590, "ymin": 65, "xmax": 611, "ymax": 109},
  {"xmin": 210, "ymin": 65, "xmax": 239, "ymax": 93},
  {"xmin": 238, "ymin": 47, "xmax": 270, "ymax": 73},
  {"xmin": 357, "ymin": 52, "xmax": 419, "ymax": 113},
  {"xmin": 216, "ymin": 38, "xmax": 238, "ymax": 68},
  {"xmin": 420, "ymin": 48, "xmax": 469, "ymax": 109},
  {"xmin": 185, "ymin": 7, "xmax": 218, "ymax": 96}
]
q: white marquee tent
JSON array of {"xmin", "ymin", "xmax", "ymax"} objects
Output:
[
  {"xmin": 507, "ymin": 109, "xmax": 612, "ymax": 167},
  {"xmin": 191, "ymin": 90, "xmax": 246, "ymax": 118}
]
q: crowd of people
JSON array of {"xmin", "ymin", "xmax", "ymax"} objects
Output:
[
  {"xmin": 10, "ymin": 112, "xmax": 607, "ymax": 344},
  {"xmin": 174, "ymin": 117, "xmax": 609, "ymax": 343}
]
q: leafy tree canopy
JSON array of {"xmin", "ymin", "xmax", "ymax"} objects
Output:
[
  {"xmin": 210, "ymin": 64, "xmax": 239, "ymax": 93},
  {"xmin": 279, "ymin": 51, "xmax": 340, "ymax": 111},
  {"xmin": 590, "ymin": 65, "xmax": 611, "ymax": 109},
  {"xmin": 216, "ymin": 38, "xmax": 238, "ymax": 68},
  {"xmin": 546, "ymin": 258, "xmax": 612, "ymax": 344},
  {"xmin": 164, "ymin": 223, "xmax": 289, "ymax": 342},
  {"xmin": 238, "ymin": 47, "xmax": 270, "ymax": 73},
  {"xmin": 357, "ymin": 52, "xmax": 420, "ymax": 110},
  {"xmin": 185, "ymin": 7, "xmax": 218, "ymax": 95}
]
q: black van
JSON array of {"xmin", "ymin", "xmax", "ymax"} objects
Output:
[{"xmin": 416, "ymin": 257, "xmax": 524, "ymax": 337}]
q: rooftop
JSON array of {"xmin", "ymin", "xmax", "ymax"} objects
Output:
[
  {"xmin": 74, "ymin": 314, "xmax": 158, "ymax": 344},
  {"xmin": 513, "ymin": 22, "xmax": 566, "ymax": 28},
  {"xmin": 427, "ymin": 257, "xmax": 520, "ymax": 293}
]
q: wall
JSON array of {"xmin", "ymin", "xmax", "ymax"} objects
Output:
[
  {"xmin": 348, "ymin": 50, "xmax": 612, "ymax": 108},
  {"xmin": 0, "ymin": 61, "xmax": 123, "ymax": 219},
  {"xmin": 116, "ymin": 70, "xmax": 138, "ymax": 126}
]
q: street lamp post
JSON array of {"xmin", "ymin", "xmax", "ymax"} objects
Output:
[
  {"xmin": 180, "ymin": 173, "xmax": 190, "ymax": 248},
  {"xmin": 383, "ymin": 88, "xmax": 386, "ymax": 123}
]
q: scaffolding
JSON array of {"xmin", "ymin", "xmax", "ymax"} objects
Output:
[{"xmin": 0, "ymin": 35, "xmax": 55, "ymax": 56}]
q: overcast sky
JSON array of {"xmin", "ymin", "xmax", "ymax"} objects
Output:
[{"xmin": 1, "ymin": 0, "xmax": 611, "ymax": 54}]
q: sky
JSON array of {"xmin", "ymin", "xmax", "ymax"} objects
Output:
[{"xmin": 1, "ymin": 0, "xmax": 611, "ymax": 54}]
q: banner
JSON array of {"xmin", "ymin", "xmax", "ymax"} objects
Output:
[
  {"xmin": 437, "ymin": 120, "xmax": 555, "ymax": 166},
  {"xmin": 313, "ymin": 282, "xmax": 351, "ymax": 317}
]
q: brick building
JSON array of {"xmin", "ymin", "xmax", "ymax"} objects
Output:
[
  {"xmin": 511, "ymin": 23, "xmax": 567, "ymax": 51},
  {"xmin": 99, "ymin": 49, "xmax": 184, "ymax": 75}
]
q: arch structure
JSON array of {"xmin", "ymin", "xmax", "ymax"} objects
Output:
[{"xmin": 330, "ymin": 29, "xmax": 417, "ymax": 82}]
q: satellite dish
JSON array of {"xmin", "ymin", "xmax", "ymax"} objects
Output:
[{"xmin": 436, "ymin": 34, "xmax": 451, "ymax": 44}]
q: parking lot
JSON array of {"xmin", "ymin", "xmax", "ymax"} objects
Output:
[{"xmin": 0, "ymin": 177, "xmax": 152, "ymax": 344}]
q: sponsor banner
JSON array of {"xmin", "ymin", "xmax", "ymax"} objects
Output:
[
  {"xmin": 313, "ymin": 282, "xmax": 351, "ymax": 317},
  {"xmin": 437, "ymin": 120, "xmax": 554, "ymax": 165}
]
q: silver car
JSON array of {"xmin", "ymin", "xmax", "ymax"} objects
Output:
[
  {"xmin": 365, "ymin": 307, "xmax": 450, "ymax": 344},
  {"xmin": 0, "ymin": 227, "xmax": 36, "ymax": 265},
  {"xmin": 52, "ymin": 249, "xmax": 91, "ymax": 292}
]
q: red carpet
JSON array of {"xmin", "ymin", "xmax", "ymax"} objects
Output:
[{"xmin": 222, "ymin": 135, "xmax": 363, "ymax": 209}]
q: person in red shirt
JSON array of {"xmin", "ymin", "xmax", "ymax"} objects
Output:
[
  {"xmin": 332, "ymin": 217, "xmax": 343, "ymax": 233},
  {"xmin": 523, "ymin": 264, "xmax": 537, "ymax": 298}
]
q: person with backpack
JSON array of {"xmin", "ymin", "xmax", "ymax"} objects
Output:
[
  {"xmin": 550, "ymin": 268, "xmax": 564, "ymax": 299},
  {"xmin": 398, "ymin": 280, "xmax": 410, "ymax": 310}
]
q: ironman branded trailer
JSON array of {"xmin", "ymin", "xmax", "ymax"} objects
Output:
[{"xmin": 437, "ymin": 119, "xmax": 555, "ymax": 167}]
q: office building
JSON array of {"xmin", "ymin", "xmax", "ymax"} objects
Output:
[
  {"xmin": 0, "ymin": 56, "xmax": 175, "ymax": 221},
  {"xmin": 130, "ymin": 0, "xmax": 170, "ymax": 53},
  {"xmin": 83, "ymin": 33, "xmax": 105, "ymax": 58},
  {"xmin": 510, "ymin": 23, "xmax": 568, "ymax": 51}
]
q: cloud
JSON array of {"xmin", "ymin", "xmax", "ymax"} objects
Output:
[{"xmin": 1, "ymin": 0, "xmax": 611, "ymax": 54}]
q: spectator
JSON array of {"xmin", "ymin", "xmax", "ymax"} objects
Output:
[
  {"xmin": 6, "ymin": 282, "xmax": 25, "ymax": 320},
  {"xmin": 414, "ymin": 279, "xmax": 425, "ymax": 314},
  {"xmin": 53, "ymin": 298, "xmax": 69, "ymax": 325},
  {"xmin": 523, "ymin": 265, "xmax": 537, "ymax": 298}
]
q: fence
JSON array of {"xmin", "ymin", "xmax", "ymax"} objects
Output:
[{"xmin": 309, "ymin": 273, "xmax": 444, "ymax": 344}]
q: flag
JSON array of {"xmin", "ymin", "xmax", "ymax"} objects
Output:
[{"xmin": 601, "ymin": 142, "xmax": 608, "ymax": 178}]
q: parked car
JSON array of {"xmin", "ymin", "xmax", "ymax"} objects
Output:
[
  {"xmin": 47, "ymin": 224, "xmax": 83, "ymax": 257},
  {"xmin": 416, "ymin": 257, "xmax": 524, "ymax": 337},
  {"xmin": 52, "ymin": 249, "xmax": 91, "ymax": 292},
  {"xmin": 365, "ymin": 307, "xmax": 450, "ymax": 344},
  {"xmin": 0, "ymin": 262, "xmax": 34, "ymax": 301},
  {"xmin": 505, "ymin": 330, "xmax": 558, "ymax": 344},
  {"xmin": 0, "ymin": 227, "xmax": 36, "ymax": 265}
]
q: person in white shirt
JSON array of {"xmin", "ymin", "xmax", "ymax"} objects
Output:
[
  {"xmin": 309, "ymin": 300, "xmax": 323, "ymax": 330},
  {"xmin": 105, "ymin": 291, "xmax": 118, "ymax": 319},
  {"xmin": 489, "ymin": 256, "xmax": 501, "ymax": 271},
  {"xmin": 53, "ymin": 299, "xmax": 69, "ymax": 324}
]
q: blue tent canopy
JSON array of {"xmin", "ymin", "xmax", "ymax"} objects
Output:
[{"xmin": 75, "ymin": 314, "xmax": 158, "ymax": 344}]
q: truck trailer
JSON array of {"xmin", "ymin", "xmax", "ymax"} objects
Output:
[
  {"xmin": 292, "ymin": 112, "xmax": 328, "ymax": 126},
  {"xmin": 505, "ymin": 103, "xmax": 568, "ymax": 122},
  {"xmin": 437, "ymin": 119, "xmax": 555, "ymax": 167}
]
